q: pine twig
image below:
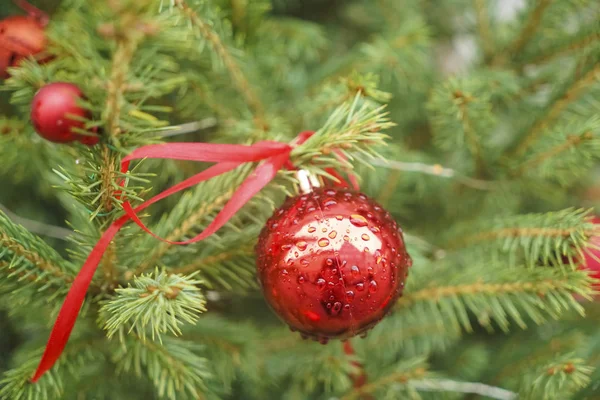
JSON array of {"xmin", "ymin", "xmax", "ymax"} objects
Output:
[
  {"xmin": 511, "ymin": 131, "xmax": 594, "ymax": 176},
  {"xmin": 396, "ymin": 278, "xmax": 579, "ymax": 309},
  {"xmin": 474, "ymin": 0, "xmax": 494, "ymax": 60},
  {"xmin": 371, "ymin": 159, "xmax": 495, "ymax": 190},
  {"xmin": 0, "ymin": 232, "xmax": 72, "ymax": 282},
  {"xmin": 447, "ymin": 226, "xmax": 594, "ymax": 249},
  {"xmin": 510, "ymin": 63, "xmax": 600, "ymax": 157},
  {"xmin": 411, "ymin": 379, "xmax": 517, "ymax": 400},
  {"xmin": 455, "ymin": 91, "xmax": 486, "ymax": 176},
  {"xmin": 175, "ymin": 0, "xmax": 267, "ymax": 131},
  {"xmin": 527, "ymin": 31, "xmax": 600, "ymax": 66},
  {"xmin": 131, "ymin": 189, "xmax": 235, "ymax": 277},
  {"xmin": 171, "ymin": 245, "xmax": 253, "ymax": 276},
  {"xmin": 492, "ymin": 0, "xmax": 553, "ymax": 65},
  {"xmin": 0, "ymin": 203, "xmax": 72, "ymax": 240}
]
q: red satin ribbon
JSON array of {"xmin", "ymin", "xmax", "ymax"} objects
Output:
[{"xmin": 31, "ymin": 131, "xmax": 357, "ymax": 382}]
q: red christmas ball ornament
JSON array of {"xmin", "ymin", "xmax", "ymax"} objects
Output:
[
  {"xmin": 0, "ymin": 15, "xmax": 47, "ymax": 78},
  {"xmin": 256, "ymin": 187, "xmax": 412, "ymax": 342},
  {"xmin": 30, "ymin": 82, "xmax": 99, "ymax": 145}
]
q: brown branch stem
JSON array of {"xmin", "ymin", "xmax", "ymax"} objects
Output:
[{"xmin": 475, "ymin": 0, "xmax": 494, "ymax": 60}]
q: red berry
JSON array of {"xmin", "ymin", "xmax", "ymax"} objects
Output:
[
  {"xmin": 30, "ymin": 82, "xmax": 99, "ymax": 145},
  {"xmin": 255, "ymin": 188, "xmax": 412, "ymax": 342},
  {"xmin": 0, "ymin": 16, "xmax": 46, "ymax": 78}
]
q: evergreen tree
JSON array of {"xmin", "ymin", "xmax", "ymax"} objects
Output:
[{"xmin": 1, "ymin": 0, "xmax": 600, "ymax": 399}]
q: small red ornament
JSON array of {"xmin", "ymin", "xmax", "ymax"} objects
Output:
[
  {"xmin": 0, "ymin": 1, "xmax": 48, "ymax": 78},
  {"xmin": 256, "ymin": 187, "xmax": 412, "ymax": 342},
  {"xmin": 30, "ymin": 82, "xmax": 99, "ymax": 145}
]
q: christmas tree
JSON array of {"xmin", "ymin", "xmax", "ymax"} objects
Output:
[{"xmin": 1, "ymin": 0, "xmax": 600, "ymax": 398}]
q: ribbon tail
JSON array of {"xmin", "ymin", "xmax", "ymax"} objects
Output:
[{"xmin": 31, "ymin": 215, "xmax": 130, "ymax": 382}]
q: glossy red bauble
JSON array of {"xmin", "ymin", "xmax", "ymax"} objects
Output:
[
  {"xmin": 256, "ymin": 187, "xmax": 412, "ymax": 342},
  {"xmin": 30, "ymin": 82, "xmax": 99, "ymax": 145},
  {"xmin": 0, "ymin": 16, "xmax": 46, "ymax": 78}
]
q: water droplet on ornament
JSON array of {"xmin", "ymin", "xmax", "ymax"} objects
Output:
[
  {"xmin": 325, "ymin": 189, "xmax": 336, "ymax": 196},
  {"xmin": 293, "ymin": 219, "xmax": 299, "ymax": 225},
  {"xmin": 296, "ymin": 241, "xmax": 308, "ymax": 251},
  {"xmin": 317, "ymin": 278, "xmax": 326, "ymax": 289},
  {"xmin": 364, "ymin": 247, "xmax": 370, "ymax": 253},
  {"xmin": 369, "ymin": 280, "xmax": 378, "ymax": 293},
  {"xmin": 324, "ymin": 199, "xmax": 337, "ymax": 207},
  {"xmin": 319, "ymin": 337, "xmax": 329, "ymax": 345},
  {"xmin": 308, "ymin": 206, "xmax": 316, "ymax": 212},
  {"xmin": 356, "ymin": 283, "xmax": 365, "ymax": 292},
  {"xmin": 371, "ymin": 226, "xmax": 380, "ymax": 233},
  {"xmin": 294, "ymin": 251, "xmax": 299, "ymax": 257},
  {"xmin": 350, "ymin": 214, "xmax": 368, "ymax": 227},
  {"xmin": 308, "ymin": 226, "xmax": 316, "ymax": 233},
  {"xmin": 344, "ymin": 304, "xmax": 351, "ymax": 310},
  {"xmin": 360, "ymin": 332, "xmax": 368, "ymax": 339},
  {"xmin": 351, "ymin": 265, "xmax": 360, "ymax": 276},
  {"xmin": 318, "ymin": 238, "xmax": 330, "ymax": 247},
  {"xmin": 331, "ymin": 268, "xmax": 338, "ymax": 275},
  {"xmin": 358, "ymin": 194, "xmax": 367, "ymax": 201},
  {"xmin": 332, "ymin": 302, "xmax": 342, "ymax": 314},
  {"xmin": 367, "ymin": 266, "xmax": 374, "ymax": 275},
  {"xmin": 346, "ymin": 290, "xmax": 355, "ymax": 301},
  {"xmin": 326, "ymin": 302, "xmax": 332, "ymax": 309},
  {"xmin": 336, "ymin": 215, "xmax": 343, "ymax": 221},
  {"xmin": 281, "ymin": 269, "xmax": 289, "ymax": 275},
  {"xmin": 325, "ymin": 258, "xmax": 333, "ymax": 266},
  {"xmin": 281, "ymin": 244, "xmax": 292, "ymax": 250},
  {"xmin": 301, "ymin": 259, "xmax": 309, "ymax": 267},
  {"xmin": 328, "ymin": 231, "xmax": 337, "ymax": 239},
  {"xmin": 297, "ymin": 275, "xmax": 305, "ymax": 284},
  {"xmin": 361, "ymin": 234, "xmax": 370, "ymax": 241},
  {"xmin": 328, "ymin": 281, "xmax": 335, "ymax": 288}
]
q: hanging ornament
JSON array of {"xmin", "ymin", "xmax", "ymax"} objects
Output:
[
  {"xmin": 255, "ymin": 173, "xmax": 411, "ymax": 343},
  {"xmin": 30, "ymin": 82, "xmax": 99, "ymax": 145},
  {"xmin": 31, "ymin": 131, "xmax": 405, "ymax": 381},
  {"xmin": 0, "ymin": 1, "xmax": 48, "ymax": 78}
]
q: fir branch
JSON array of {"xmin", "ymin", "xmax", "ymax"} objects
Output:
[
  {"xmin": 474, "ymin": 0, "xmax": 494, "ymax": 60},
  {"xmin": 175, "ymin": 0, "xmax": 267, "ymax": 130},
  {"xmin": 171, "ymin": 245, "xmax": 253, "ymax": 276},
  {"xmin": 445, "ymin": 208, "xmax": 596, "ymax": 267},
  {"xmin": 132, "ymin": 188, "xmax": 235, "ymax": 277},
  {"xmin": 396, "ymin": 267, "xmax": 591, "ymax": 331},
  {"xmin": 511, "ymin": 62, "xmax": 600, "ymax": 157},
  {"xmin": 493, "ymin": 0, "xmax": 553, "ymax": 65},
  {"xmin": 113, "ymin": 336, "xmax": 212, "ymax": 400},
  {"xmin": 412, "ymin": 379, "xmax": 517, "ymax": 400},
  {"xmin": 0, "ymin": 211, "xmax": 73, "ymax": 284},
  {"xmin": 291, "ymin": 97, "xmax": 393, "ymax": 172},
  {"xmin": 513, "ymin": 131, "xmax": 594, "ymax": 177},
  {"xmin": 519, "ymin": 355, "xmax": 593, "ymax": 400},
  {"xmin": 0, "ymin": 203, "xmax": 72, "ymax": 240},
  {"xmin": 101, "ymin": 269, "xmax": 206, "ymax": 341},
  {"xmin": 527, "ymin": 30, "xmax": 600, "ymax": 65},
  {"xmin": 340, "ymin": 357, "xmax": 428, "ymax": 400},
  {"xmin": 427, "ymin": 78, "xmax": 495, "ymax": 174}
]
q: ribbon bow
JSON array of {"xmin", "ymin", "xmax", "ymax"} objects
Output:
[{"xmin": 32, "ymin": 131, "xmax": 358, "ymax": 382}]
